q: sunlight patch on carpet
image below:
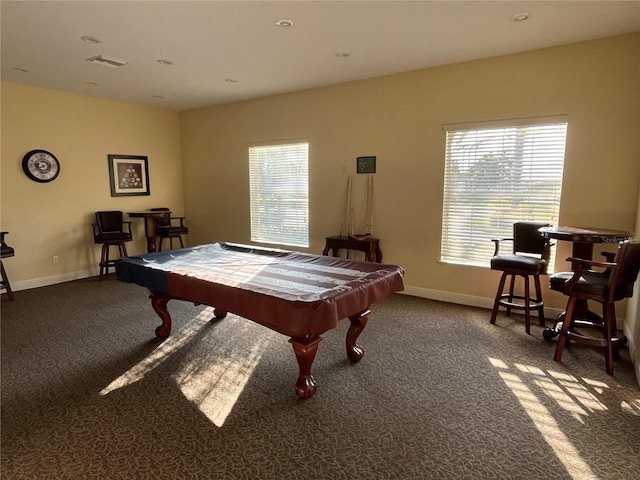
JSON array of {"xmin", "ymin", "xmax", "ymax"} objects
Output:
[
  {"xmin": 100, "ymin": 306, "xmax": 272, "ymax": 427},
  {"xmin": 172, "ymin": 323, "xmax": 271, "ymax": 427},
  {"xmin": 100, "ymin": 307, "xmax": 217, "ymax": 396},
  {"xmin": 489, "ymin": 357, "xmax": 602, "ymax": 480},
  {"xmin": 620, "ymin": 399, "xmax": 640, "ymax": 416}
]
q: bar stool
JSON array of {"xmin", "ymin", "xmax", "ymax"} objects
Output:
[
  {"xmin": 548, "ymin": 240, "xmax": 640, "ymax": 375},
  {"xmin": 92, "ymin": 211, "xmax": 132, "ymax": 279},
  {"xmin": 1, "ymin": 231, "xmax": 15, "ymax": 300},
  {"xmin": 490, "ymin": 222, "xmax": 551, "ymax": 334},
  {"xmin": 150, "ymin": 207, "xmax": 189, "ymax": 251}
]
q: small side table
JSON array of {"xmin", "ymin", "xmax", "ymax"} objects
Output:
[{"xmin": 322, "ymin": 236, "xmax": 382, "ymax": 263}]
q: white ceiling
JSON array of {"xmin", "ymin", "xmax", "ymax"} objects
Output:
[{"xmin": 2, "ymin": 1, "xmax": 639, "ymax": 111}]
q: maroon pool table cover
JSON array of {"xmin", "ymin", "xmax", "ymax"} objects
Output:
[{"xmin": 116, "ymin": 242, "xmax": 405, "ymax": 337}]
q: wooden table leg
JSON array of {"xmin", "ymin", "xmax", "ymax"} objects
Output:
[
  {"xmin": 146, "ymin": 236, "xmax": 158, "ymax": 253},
  {"xmin": 289, "ymin": 336, "xmax": 322, "ymax": 399},
  {"xmin": 143, "ymin": 217, "xmax": 159, "ymax": 253},
  {"xmin": 571, "ymin": 241, "xmax": 593, "ymax": 262},
  {"xmin": 148, "ymin": 289, "xmax": 228, "ymax": 339},
  {"xmin": 346, "ymin": 309, "xmax": 370, "ymax": 361},
  {"xmin": 149, "ymin": 289, "xmax": 173, "ymax": 338}
]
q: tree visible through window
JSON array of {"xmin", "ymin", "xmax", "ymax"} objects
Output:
[
  {"xmin": 441, "ymin": 118, "xmax": 568, "ymax": 267},
  {"xmin": 249, "ymin": 141, "xmax": 309, "ymax": 248}
]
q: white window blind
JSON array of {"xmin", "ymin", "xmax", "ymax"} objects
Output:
[
  {"xmin": 249, "ymin": 141, "xmax": 309, "ymax": 248},
  {"xmin": 441, "ymin": 118, "xmax": 568, "ymax": 267}
]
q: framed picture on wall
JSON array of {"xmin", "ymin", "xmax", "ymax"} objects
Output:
[
  {"xmin": 357, "ymin": 156, "xmax": 376, "ymax": 174},
  {"xmin": 108, "ymin": 154, "xmax": 150, "ymax": 197}
]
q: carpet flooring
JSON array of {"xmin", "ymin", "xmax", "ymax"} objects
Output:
[{"xmin": 1, "ymin": 277, "xmax": 639, "ymax": 479}]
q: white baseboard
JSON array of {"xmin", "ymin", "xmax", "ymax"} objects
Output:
[
  {"xmin": 9, "ymin": 268, "xmax": 98, "ymax": 292},
  {"xmin": 400, "ymin": 285, "xmax": 566, "ymax": 322}
]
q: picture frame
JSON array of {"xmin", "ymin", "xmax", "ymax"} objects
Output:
[
  {"xmin": 108, "ymin": 154, "xmax": 150, "ymax": 197},
  {"xmin": 356, "ymin": 156, "xmax": 376, "ymax": 174}
]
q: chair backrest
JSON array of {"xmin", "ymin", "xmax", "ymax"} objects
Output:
[
  {"xmin": 95, "ymin": 211, "xmax": 124, "ymax": 233},
  {"xmin": 513, "ymin": 221, "xmax": 550, "ymax": 256},
  {"xmin": 150, "ymin": 207, "xmax": 171, "ymax": 228},
  {"xmin": 0, "ymin": 231, "xmax": 14, "ymax": 258},
  {"xmin": 609, "ymin": 240, "xmax": 640, "ymax": 301}
]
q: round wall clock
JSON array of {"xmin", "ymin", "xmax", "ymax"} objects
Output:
[{"xmin": 22, "ymin": 149, "xmax": 60, "ymax": 183}]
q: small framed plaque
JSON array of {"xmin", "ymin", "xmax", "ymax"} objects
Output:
[{"xmin": 357, "ymin": 156, "xmax": 376, "ymax": 174}]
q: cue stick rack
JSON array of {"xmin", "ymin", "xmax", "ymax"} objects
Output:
[{"xmin": 339, "ymin": 174, "xmax": 374, "ymax": 239}]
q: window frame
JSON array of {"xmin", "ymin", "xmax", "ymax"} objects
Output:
[
  {"xmin": 248, "ymin": 140, "xmax": 310, "ymax": 248},
  {"xmin": 440, "ymin": 116, "xmax": 568, "ymax": 268}
]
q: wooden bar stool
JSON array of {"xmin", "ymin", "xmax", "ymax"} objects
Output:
[
  {"xmin": 1, "ymin": 231, "xmax": 15, "ymax": 300},
  {"xmin": 92, "ymin": 211, "xmax": 132, "ymax": 279},
  {"xmin": 490, "ymin": 222, "xmax": 551, "ymax": 334},
  {"xmin": 548, "ymin": 240, "xmax": 640, "ymax": 375},
  {"xmin": 150, "ymin": 207, "xmax": 189, "ymax": 251}
]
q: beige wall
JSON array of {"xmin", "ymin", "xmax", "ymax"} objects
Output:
[
  {"xmin": 180, "ymin": 33, "xmax": 640, "ymax": 313},
  {"xmin": 1, "ymin": 33, "xmax": 639, "ymax": 322},
  {"xmin": 1, "ymin": 83, "xmax": 184, "ymax": 288}
]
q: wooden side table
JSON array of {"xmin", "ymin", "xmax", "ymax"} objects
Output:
[{"xmin": 322, "ymin": 236, "xmax": 382, "ymax": 263}]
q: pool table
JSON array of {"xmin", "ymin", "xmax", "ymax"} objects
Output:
[{"xmin": 115, "ymin": 242, "xmax": 405, "ymax": 398}]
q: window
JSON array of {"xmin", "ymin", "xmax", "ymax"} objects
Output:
[
  {"xmin": 440, "ymin": 117, "xmax": 568, "ymax": 267},
  {"xmin": 249, "ymin": 141, "xmax": 309, "ymax": 248}
]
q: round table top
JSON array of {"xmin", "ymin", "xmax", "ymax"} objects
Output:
[{"xmin": 539, "ymin": 226, "xmax": 632, "ymax": 243}]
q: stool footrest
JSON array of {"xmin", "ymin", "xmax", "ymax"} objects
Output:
[{"xmin": 498, "ymin": 294, "xmax": 543, "ymax": 310}]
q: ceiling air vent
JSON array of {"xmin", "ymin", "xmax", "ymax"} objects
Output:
[{"xmin": 86, "ymin": 55, "xmax": 128, "ymax": 68}]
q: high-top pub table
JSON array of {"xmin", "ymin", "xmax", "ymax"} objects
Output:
[
  {"xmin": 539, "ymin": 226, "xmax": 631, "ymax": 340},
  {"xmin": 128, "ymin": 210, "xmax": 171, "ymax": 253},
  {"xmin": 539, "ymin": 226, "xmax": 631, "ymax": 261}
]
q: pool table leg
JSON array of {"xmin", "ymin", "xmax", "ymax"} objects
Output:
[
  {"xmin": 289, "ymin": 336, "xmax": 323, "ymax": 399},
  {"xmin": 148, "ymin": 289, "xmax": 229, "ymax": 339},
  {"xmin": 149, "ymin": 290, "xmax": 173, "ymax": 338},
  {"xmin": 346, "ymin": 309, "xmax": 370, "ymax": 362}
]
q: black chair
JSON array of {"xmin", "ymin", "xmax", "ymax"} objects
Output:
[
  {"xmin": 490, "ymin": 221, "xmax": 552, "ymax": 334},
  {"xmin": 92, "ymin": 211, "xmax": 132, "ymax": 279},
  {"xmin": 151, "ymin": 207, "xmax": 189, "ymax": 251},
  {"xmin": 548, "ymin": 240, "xmax": 640, "ymax": 375},
  {"xmin": 1, "ymin": 231, "xmax": 15, "ymax": 300}
]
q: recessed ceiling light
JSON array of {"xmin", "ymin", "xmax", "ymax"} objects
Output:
[
  {"xmin": 85, "ymin": 81, "xmax": 100, "ymax": 86},
  {"xmin": 157, "ymin": 59, "xmax": 174, "ymax": 65},
  {"xmin": 225, "ymin": 78, "xmax": 238, "ymax": 83},
  {"xmin": 509, "ymin": 13, "xmax": 531, "ymax": 22},
  {"xmin": 11, "ymin": 67, "xmax": 29, "ymax": 73},
  {"xmin": 81, "ymin": 35, "xmax": 102, "ymax": 44},
  {"xmin": 152, "ymin": 95, "xmax": 165, "ymax": 99},
  {"xmin": 335, "ymin": 52, "xmax": 351, "ymax": 58},
  {"xmin": 275, "ymin": 18, "xmax": 294, "ymax": 27}
]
